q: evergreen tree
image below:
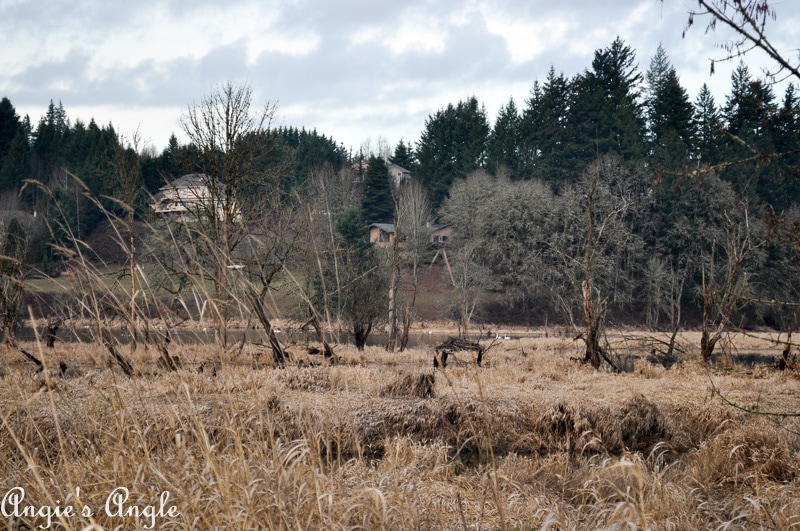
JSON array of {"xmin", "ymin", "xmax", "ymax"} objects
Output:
[
  {"xmin": 758, "ymin": 83, "xmax": 800, "ymax": 209},
  {"xmin": 724, "ymin": 62, "xmax": 775, "ymax": 139},
  {"xmin": 415, "ymin": 96, "xmax": 490, "ymax": 210},
  {"xmin": 773, "ymin": 84, "xmax": 800, "ymax": 154},
  {"xmin": 361, "ymin": 155, "xmax": 394, "ymax": 223},
  {"xmin": 333, "ymin": 206, "xmax": 387, "ymax": 350},
  {"xmin": 389, "ymin": 139, "xmax": 414, "ymax": 170},
  {"xmin": 520, "ymin": 68, "xmax": 576, "ymax": 186},
  {"xmin": 571, "ymin": 37, "xmax": 646, "ymax": 164},
  {"xmin": 644, "ymin": 44, "xmax": 695, "ymax": 169},
  {"xmin": 0, "ymin": 97, "xmax": 22, "ymax": 162},
  {"xmin": 0, "ymin": 130, "xmax": 30, "ymax": 192},
  {"xmin": 721, "ymin": 62, "xmax": 778, "ymax": 196},
  {"xmin": 32, "ymin": 99, "xmax": 69, "ymax": 173},
  {"xmin": 693, "ymin": 84, "xmax": 724, "ymax": 165},
  {"xmin": 486, "ymin": 97, "xmax": 522, "ymax": 178}
]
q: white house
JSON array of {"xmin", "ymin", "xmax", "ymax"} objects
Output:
[
  {"xmin": 387, "ymin": 163, "xmax": 411, "ymax": 190},
  {"xmin": 150, "ymin": 174, "xmax": 239, "ymax": 222}
]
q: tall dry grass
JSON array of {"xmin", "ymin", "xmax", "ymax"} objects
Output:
[{"xmin": 1, "ymin": 336, "xmax": 798, "ymax": 530}]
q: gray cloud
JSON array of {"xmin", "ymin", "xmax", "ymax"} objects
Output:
[{"xmin": 1, "ymin": 0, "xmax": 797, "ymax": 151}]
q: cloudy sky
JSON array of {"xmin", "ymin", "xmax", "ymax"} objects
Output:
[{"xmin": 2, "ymin": 0, "xmax": 799, "ymax": 154}]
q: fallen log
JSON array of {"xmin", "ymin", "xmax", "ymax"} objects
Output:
[{"xmin": 434, "ymin": 336, "xmax": 484, "ymax": 368}]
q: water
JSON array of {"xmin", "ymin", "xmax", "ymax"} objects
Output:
[{"xmin": 15, "ymin": 324, "xmax": 462, "ymax": 349}]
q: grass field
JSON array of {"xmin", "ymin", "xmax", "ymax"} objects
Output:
[{"xmin": 1, "ymin": 329, "xmax": 798, "ymax": 529}]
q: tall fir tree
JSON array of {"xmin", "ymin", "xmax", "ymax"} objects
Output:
[
  {"xmin": 32, "ymin": 99, "xmax": 70, "ymax": 175},
  {"xmin": 693, "ymin": 84, "xmax": 724, "ymax": 165},
  {"xmin": 521, "ymin": 67, "xmax": 576, "ymax": 187},
  {"xmin": 765, "ymin": 83, "xmax": 800, "ymax": 209},
  {"xmin": 644, "ymin": 44, "xmax": 695, "ymax": 170},
  {"xmin": 571, "ymin": 37, "xmax": 646, "ymax": 165},
  {"xmin": 486, "ymin": 97, "xmax": 522, "ymax": 178},
  {"xmin": 0, "ymin": 130, "xmax": 30, "ymax": 192},
  {"xmin": 361, "ymin": 155, "xmax": 395, "ymax": 223},
  {"xmin": 721, "ymin": 62, "xmax": 778, "ymax": 196},
  {"xmin": 415, "ymin": 96, "xmax": 489, "ymax": 210},
  {"xmin": 389, "ymin": 139, "xmax": 414, "ymax": 170},
  {"xmin": 0, "ymin": 97, "xmax": 22, "ymax": 162}
]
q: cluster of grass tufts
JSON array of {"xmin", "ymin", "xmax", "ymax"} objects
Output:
[{"xmin": 1, "ymin": 339, "xmax": 798, "ymax": 529}]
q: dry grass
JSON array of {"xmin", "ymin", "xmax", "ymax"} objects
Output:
[{"xmin": 1, "ymin": 331, "xmax": 799, "ymax": 530}]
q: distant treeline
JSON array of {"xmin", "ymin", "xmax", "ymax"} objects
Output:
[{"xmin": 1, "ymin": 37, "xmax": 799, "ymax": 330}]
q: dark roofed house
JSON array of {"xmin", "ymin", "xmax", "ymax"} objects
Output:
[
  {"xmin": 428, "ymin": 223, "xmax": 454, "ymax": 246},
  {"xmin": 369, "ymin": 223, "xmax": 396, "ymax": 247}
]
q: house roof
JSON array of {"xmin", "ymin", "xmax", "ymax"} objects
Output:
[
  {"xmin": 369, "ymin": 223, "xmax": 395, "ymax": 234},
  {"xmin": 427, "ymin": 223, "xmax": 450, "ymax": 232},
  {"xmin": 159, "ymin": 173, "xmax": 211, "ymax": 191},
  {"xmin": 387, "ymin": 163, "xmax": 411, "ymax": 174}
]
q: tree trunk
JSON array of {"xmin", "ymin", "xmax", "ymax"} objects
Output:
[
  {"xmin": 582, "ymin": 280, "xmax": 602, "ymax": 369},
  {"xmin": 249, "ymin": 291, "xmax": 287, "ymax": 365},
  {"xmin": 308, "ymin": 304, "xmax": 337, "ymax": 363},
  {"xmin": 353, "ymin": 323, "xmax": 371, "ymax": 351},
  {"xmin": 399, "ymin": 306, "xmax": 412, "ymax": 351},
  {"xmin": 386, "ymin": 213, "xmax": 400, "ymax": 352}
]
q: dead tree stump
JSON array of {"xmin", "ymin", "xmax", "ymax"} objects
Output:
[{"xmin": 434, "ymin": 337, "xmax": 484, "ymax": 368}]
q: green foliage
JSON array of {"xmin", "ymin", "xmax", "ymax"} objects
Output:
[
  {"xmin": 520, "ymin": 68, "xmax": 576, "ymax": 186},
  {"xmin": 4, "ymin": 29, "xmax": 800, "ymax": 331},
  {"xmin": 645, "ymin": 45, "xmax": 695, "ymax": 171},
  {"xmin": 312, "ymin": 205, "xmax": 387, "ymax": 350},
  {"xmin": 415, "ymin": 96, "xmax": 490, "ymax": 210},
  {"xmin": 336, "ymin": 206, "xmax": 368, "ymax": 249},
  {"xmin": 361, "ymin": 155, "xmax": 394, "ymax": 223},
  {"xmin": 570, "ymin": 38, "xmax": 646, "ymax": 164},
  {"xmin": 0, "ymin": 129, "xmax": 29, "ymax": 191},
  {"xmin": 272, "ymin": 127, "xmax": 349, "ymax": 193},
  {"xmin": 0, "ymin": 97, "xmax": 22, "ymax": 163},
  {"xmin": 389, "ymin": 139, "xmax": 414, "ymax": 170},
  {"xmin": 486, "ymin": 98, "xmax": 523, "ymax": 178},
  {"xmin": 693, "ymin": 84, "xmax": 724, "ymax": 165}
]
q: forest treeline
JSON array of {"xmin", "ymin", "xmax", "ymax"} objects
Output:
[{"xmin": 1, "ymin": 37, "xmax": 800, "ymax": 335}]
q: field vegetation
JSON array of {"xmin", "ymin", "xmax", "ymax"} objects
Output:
[{"xmin": 1, "ymin": 331, "xmax": 798, "ymax": 529}]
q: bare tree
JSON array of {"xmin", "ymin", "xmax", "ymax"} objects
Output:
[
  {"xmin": 700, "ymin": 207, "xmax": 761, "ymax": 362},
  {"xmin": 179, "ymin": 82, "xmax": 279, "ymax": 347},
  {"xmin": 302, "ymin": 163, "xmax": 362, "ymax": 337},
  {"xmin": 438, "ymin": 170, "xmax": 506, "ymax": 337},
  {"xmin": 442, "ymin": 242, "xmax": 491, "ymax": 339},
  {"xmin": 581, "ymin": 171, "xmax": 613, "ymax": 368},
  {"xmin": 108, "ymin": 132, "xmax": 143, "ymax": 353},
  {"xmin": 396, "ymin": 181, "xmax": 432, "ymax": 350},
  {"xmin": 385, "ymin": 200, "xmax": 401, "ymax": 352},
  {"xmin": 577, "ymin": 159, "xmax": 629, "ymax": 369}
]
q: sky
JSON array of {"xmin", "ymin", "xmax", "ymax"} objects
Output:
[{"xmin": 2, "ymin": 0, "xmax": 799, "ymax": 155}]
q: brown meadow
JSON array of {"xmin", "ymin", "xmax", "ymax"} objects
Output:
[{"xmin": 1, "ymin": 329, "xmax": 798, "ymax": 530}]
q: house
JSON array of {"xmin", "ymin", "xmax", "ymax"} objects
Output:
[
  {"xmin": 150, "ymin": 173, "xmax": 238, "ymax": 222},
  {"xmin": 428, "ymin": 223, "xmax": 454, "ymax": 246},
  {"xmin": 369, "ymin": 223, "xmax": 396, "ymax": 247},
  {"xmin": 368, "ymin": 222, "xmax": 454, "ymax": 248},
  {"xmin": 350, "ymin": 159, "xmax": 411, "ymax": 190},
  {"xmin": 387, "ymin": 163, "xmax": 411, "ymax": 189}
]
